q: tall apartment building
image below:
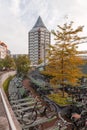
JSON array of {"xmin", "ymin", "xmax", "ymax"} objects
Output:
[
  {"xmin": 0, "ymin": 41, "xmax": 7, "ymax": 59},
  {"xmin": 28, "ymin": 16, "xmax": 50, "ymax": 66}
]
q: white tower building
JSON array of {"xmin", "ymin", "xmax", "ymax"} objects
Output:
[{"xmin": 28, "ymin": 16, "xmax": 50, "ymax": 66}]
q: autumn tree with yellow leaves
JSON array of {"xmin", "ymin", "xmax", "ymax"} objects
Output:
[{"xmin": 42, "ymin": 22, "xmax": 87, "ymax": 97}]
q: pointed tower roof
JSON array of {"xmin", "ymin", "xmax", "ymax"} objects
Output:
[{"xmin": 33, "ymin": 16, "xmax": 46, "ymax": 29}]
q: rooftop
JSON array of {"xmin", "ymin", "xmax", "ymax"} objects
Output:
[{"xmin": 33, "ymin": 16, "xmax": 46, "ymax": 29}]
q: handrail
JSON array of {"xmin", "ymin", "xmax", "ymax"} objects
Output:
[{"xmin": 0, "ymin": 88, "xmax": 17, "ymax": 130}]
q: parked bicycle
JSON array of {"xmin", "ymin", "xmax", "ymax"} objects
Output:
[
  {"xmin": 53, "ymin": 112, "xmax": 75, "ymax": 130},
  {"xmin": 29, "ymin": 124, "xmax": 42, "ymax": 130},
  {"xmin": 9, "ymin": 85, "xmax": 30, "ymax": 101},
  {"xmin": 71, "ymin": 110, "xmax": 87, "ymax": 130},
  {"xmin": 22, "ymin": 96, "xmax": 57, "ymax": 125}
]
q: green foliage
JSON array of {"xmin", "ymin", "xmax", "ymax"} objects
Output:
[
  {"xmin": 3, "ymin": 76, "xmax": 13, "ymax": 94},
  {"xmin": 3, "ymin": 55, "xmax": 16, "ymax": 70},
  {"xmin": 15, "ymin": 55, "xmax": 31, "ymax": 75},
  {"xmin": 38, "ymin": 59, "xmax": 43, "ymax": 65},
  {"xmin": 0, "ymin": 59, "xmax": 4, "ymax": 70}
]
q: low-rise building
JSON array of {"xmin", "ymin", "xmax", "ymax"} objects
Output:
[{"xmin": 0, "ymin": 41, "xmax": 7, "ymax": 59}]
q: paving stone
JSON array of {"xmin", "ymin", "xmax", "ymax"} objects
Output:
[{"xmin": 0, "ymin": 116, "xmax": 10, "ymax": 130}]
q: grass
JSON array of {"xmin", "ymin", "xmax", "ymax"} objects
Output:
[
  {"xmin": 48, "ymin": 91, "xmax": 72, "ymax": 106},
  {"xmin": 3, "ymin": 76, "xmax": 14, "ymax": 94}
]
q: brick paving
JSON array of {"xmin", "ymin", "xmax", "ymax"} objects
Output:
[
  {"xmin": 0, "ymin": 95, "xmax": 6, "ymax": 116},
  {"xmin": 0, "ymin": 71, "xmax": 17, "ymax": 130},
  {"xmin": 0, "ymin": 94, "xmax": 10, "ymax": 130}
]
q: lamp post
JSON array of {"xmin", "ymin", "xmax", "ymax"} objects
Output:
[{"xmin": 44, "ymin": 33, "xmax": 46, "ymax": 67}]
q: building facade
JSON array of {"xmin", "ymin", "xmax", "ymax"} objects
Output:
[
  {"xmin": 0, "ymin": 41, "xmax": 7, "ymax": 59},
  {"xmin": 28, "ymin": 16, "xmax": 50, "ymax": 66}
]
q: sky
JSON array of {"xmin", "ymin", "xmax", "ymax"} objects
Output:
[{"xmin": 0, "ymin": 0, "xmax": 87, "ymax": 54}]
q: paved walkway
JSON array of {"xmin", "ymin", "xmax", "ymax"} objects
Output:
[
  {"xmin": 0, "ymin": 71, "xmax": 13, "ymax": 130},
  {"xmin": 0, "ymin": 94, "xmax": 7, "ymax": 116},
  {"xmin": 0, "ymin": 72, "xmax": 10, "ymax": 130},
  {"xmin": 0, "ymin": 71, "xmax": 21, "ymax": 130},
  {"xmin": 0, "ymin": 94, "xmax": 10, "ymax": 130}
]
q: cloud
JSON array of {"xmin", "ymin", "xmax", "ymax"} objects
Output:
[
  {"xmin": 10, "ymin": 0, "xmax": 20, "ymax": 16},
  {"xmin": 0, "ymin": 0, "xmax": 28, "ymax": 54},
  {"xmin": 0, "ymin": 0, "xmax": 87, "ymax": 54}
]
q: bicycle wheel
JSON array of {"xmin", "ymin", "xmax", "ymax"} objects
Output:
[
  {"xmin": 79, "ymin": 127, "xmax": 87, "ymax": 130},
  {"xmin": 45, "ymin": 103, "xmax": 57, "ymax": 119},
  {"xmin": 9, "ymin": 92, "xmax": 17, "ymax": 100},
  {"xmin": 22, "ymin": 110, "xmax": 37, "ymax": 125},
  {"xmin": 30, "ymin": 125, "xmax": 42, "ymax": 130}
]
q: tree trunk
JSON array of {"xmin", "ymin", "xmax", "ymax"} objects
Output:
[{"xmin": 62, "ymin": 84, "xmax": 65, "ymax": 97}]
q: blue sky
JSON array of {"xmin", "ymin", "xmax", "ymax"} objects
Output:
[{"xmin": 0, "ymin": 0, "xmax": 87, "ymax": 54}]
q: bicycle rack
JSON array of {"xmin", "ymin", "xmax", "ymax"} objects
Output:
[
  {"xmin": 22, "ymin": 116, "xmax": 57, "ymax": 130},
  {"xmin": 8, "ymin": 76, "xmax": 58, "ymax": 130}
]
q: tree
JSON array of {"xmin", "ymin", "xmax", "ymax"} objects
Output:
[
  {"xmin": 42, "ymin": 22, "xmax": 87, "ymax": 97},
  {"xmin": 0, "ymin": 59, "xmax": 4, "ymax": 70},
  {"xmin": 3, "ymin": 55, "xmax": 16, "ymax": 70},
  {"xmin": 15, "ymin": 55, "xmax": 31, "ymax": 75},
  {"xmin": 38, "ymin": 59, "xmax": 43, "ymax": 65}
]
